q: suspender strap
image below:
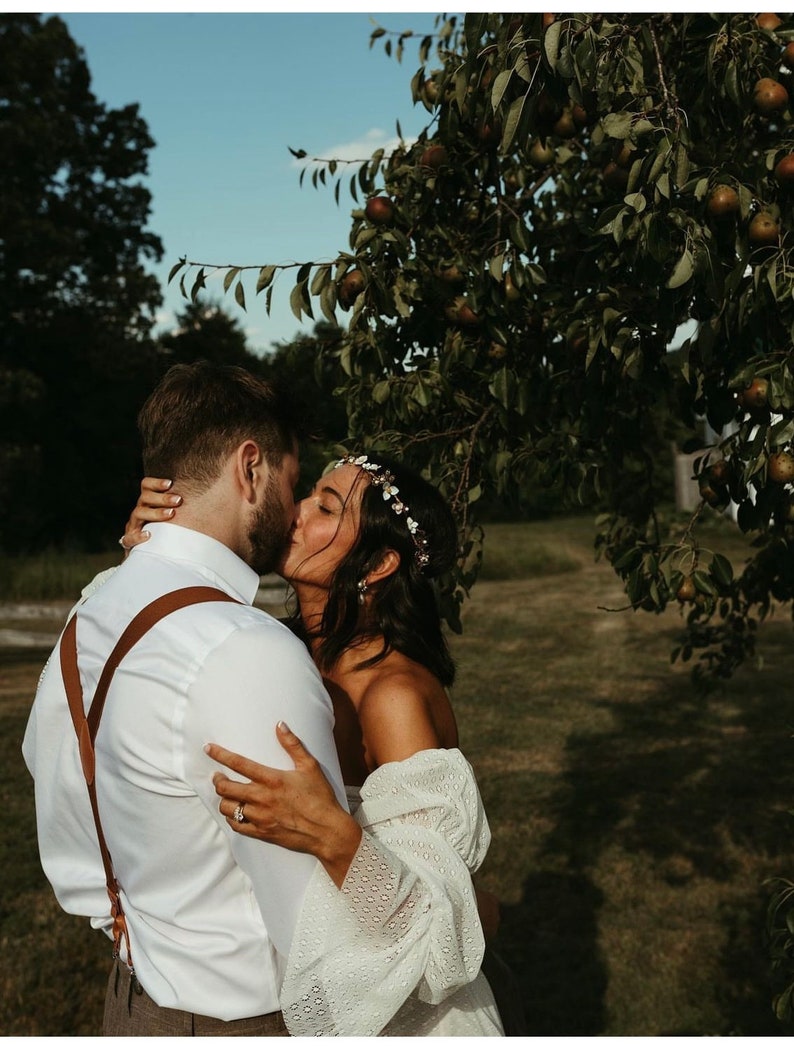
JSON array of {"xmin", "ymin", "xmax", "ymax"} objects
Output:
[{"xmin": 60, "ymin": 585, "xmax": 240, "ymax": 969}]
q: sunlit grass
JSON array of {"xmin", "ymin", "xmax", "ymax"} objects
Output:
[
  {"xmin": 0, "ymin": 551, "xmax": 120, "ymax": 602},
  {"xmin": 478, "ymin": 521, "xmax": 583, "ymax": 581}
]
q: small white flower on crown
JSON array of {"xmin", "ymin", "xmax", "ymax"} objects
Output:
[{"xmin": 336, "ymin": 454, "xmax": 432, "ymax": 569}]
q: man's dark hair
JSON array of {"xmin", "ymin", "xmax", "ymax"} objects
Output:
[{"xmin": 138, "ymin": 361, "xmax": 299, "ymax": 489}]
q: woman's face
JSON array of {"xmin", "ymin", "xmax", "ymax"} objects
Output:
[{"xmin": 276, "ymin": 462, "xmax": 367, "ymax": 587}]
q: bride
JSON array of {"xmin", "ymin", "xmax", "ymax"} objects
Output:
[{"xmin": 123, "ymin": 453, "xmax": 508, "ymax": 1036}]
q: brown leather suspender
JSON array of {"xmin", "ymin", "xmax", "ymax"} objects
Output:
[{"xmin": 59, "ymin": 585, "xmax": 239, "ymax": 971}]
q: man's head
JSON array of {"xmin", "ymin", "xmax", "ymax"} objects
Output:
[{"xmin": 138, "ymin": 361, "xmax": 300, "ymax": 573}]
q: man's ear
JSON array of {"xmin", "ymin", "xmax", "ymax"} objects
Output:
[
  {"xmin": 233, "ymin": 440, "xmax": 263, "ymax": 504},
  {"xmin": 366, "ymin": 549, "xmax": 401, "ymax": 586}
]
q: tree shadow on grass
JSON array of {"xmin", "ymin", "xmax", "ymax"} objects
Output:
[
  {"xmin": 536, "ymin": 620, "xmax": 794, "ymax": 1036},
  {"xmin": 476, "ymin": 612, "xmax": 794, "ymax": 1036},
  {"xmin": 491, "ymin": 869, "xmax": 607, "ymax": 1035}
]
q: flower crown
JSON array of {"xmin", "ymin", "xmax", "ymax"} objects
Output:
[{"xmin": 336, "ymin": 454, "xmax": 431, "ymax": 569}]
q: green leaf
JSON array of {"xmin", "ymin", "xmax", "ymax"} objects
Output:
[
  {"xmin": 414, "ymin": 375, "xmax": 432, "ymax": 407},
  {"xmin": 543, "ymin": 21, "xmax": 563, "ymax": 68},
  {"xmin": 256, "ymin": 265, "xmax": 276, "ymax": 294},
  {"xmin": 289, "ymin": 282, "xmax": 304, "ymax": 322},
  {"xmin": 770, "ymin": 418, "xmax": 794, "ymax": 447},
  {"xmin": 310, "ymin": 264, "xmax": 331, "ymax": 297},
  {"xmin": 601, "ymin": 112, "xmax": 633, "ymax": 139},
  {"xmin": 594, "ymin": 203, "xmax": 625, "ymax": 235},
  {"xmin": 488, "ymin": 366, "xmax": 515, "ymax": 409},
  {"xmin": 491, "ymin": 69, "xmax": 512, "ymax": 111},
  {"xmin": 190, "ymin": 267, "xmax": 206, "ymax": 303},
  {"xmin": 455, "ymin": 67, "xmax": 467, "ymax": 112},
  {"xmin": 675, "ymin": 144, "xmax": 690, "ymax": 189},
  {"xmin": 223, "ymin": 267, "xmax": 241, "ymax": 294},
  {"xmin": 725, "ymin": 60, "xmax": 740, "ymax": 106},
  {"xmin": 692, "ymin": 570, "xmax": 717, "ymax": 597},
  {"xmin": 499, "ymin": 94, "xmax": 526, "ymax": 153},
  {"xmin": 667, "ymin": 249, "xmax": 693, "ymax": 289},
  {"xmin": 299, "ymin": 280, "xmax": 314, "ymax": 321},
  {"xmin": 489, "ymin": 252, "xmax": 505, "ymax": 282},
  {"xmin": 710, "ymin": 553, "xmax": 734, "ymax": 587},
  {"xmin": 624, "ymin": 192, "xmax": 646, "ymax": 213},
  {"xmin": 514, "ymin": 49, "xmax": 534, "ymax": 83},
  {"xmin": 372, "ymin": 379, "xmax": 390, "ymax": 403},
  {"xmin": 320, "ymin": 281, "xmax": 337, "ymax": 324},
  {"xmin": 614, "ymin": 546, "xmax": 641, "ymax": 572},
  {"xmin": 167, "ymin": 259, "xmax": 186, "ymax": 285},
  {"xmin": 510, "ymin": 217, "xmax": 531, "ymax": 252}
]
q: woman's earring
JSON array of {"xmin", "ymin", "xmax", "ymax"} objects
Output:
[{"xmin": 357, "ymin": 578, "xmax": 368, "ymax": 604}]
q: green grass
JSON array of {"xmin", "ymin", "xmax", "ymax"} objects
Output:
[
  {"xmin": 478, "ymin": 520, "xmax": 583, "ymax": 580},
  {"xmin": 0, "ymin": 550, "xmax": 121, "ymax": 601},
  {"xmin": 2, "ymin": 516, "xmax": 794, "ymax": 1035}
]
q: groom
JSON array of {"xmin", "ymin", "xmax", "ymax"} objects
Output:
[{"xmin": 23, "ymin": 361, "xmax": 347, "ymax": 1035}]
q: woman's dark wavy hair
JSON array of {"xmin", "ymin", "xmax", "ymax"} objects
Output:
[{"xmin": 288, "ymin": 456, "xmax": 459, "ymax": 686}]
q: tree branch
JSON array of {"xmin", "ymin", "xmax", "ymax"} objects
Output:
[{"xmin": 649, "ymin": 22, "xmax": 681, "ymax": 131}]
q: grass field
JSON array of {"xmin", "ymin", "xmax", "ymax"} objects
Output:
[{"xmin": 2, "ymin": 517, "xmax": 794, "ymax": 1035}]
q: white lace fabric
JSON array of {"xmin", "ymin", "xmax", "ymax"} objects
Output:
[{"xmin": 280, "ymin": 748, "xmax": 504, "ymax": 1036}]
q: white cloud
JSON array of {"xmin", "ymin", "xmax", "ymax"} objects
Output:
[{"xmin": 292, "ymin": 127, "xmax": 413, "ymax": 169}]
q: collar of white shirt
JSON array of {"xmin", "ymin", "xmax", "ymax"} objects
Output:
[{"xmin": 129, "ymin": 521, "xmax": 263, "ymax": 605}]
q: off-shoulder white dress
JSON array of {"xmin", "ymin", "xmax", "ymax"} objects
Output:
[{"xmin": 280, "ymin": 748, "xmax": 505, "ymax": 1036}]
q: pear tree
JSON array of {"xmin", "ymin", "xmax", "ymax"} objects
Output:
[{"xmin": 175, "ymin": 13, "xmax": 794, "ymax": 687}]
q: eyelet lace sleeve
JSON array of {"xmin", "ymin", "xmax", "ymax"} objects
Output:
[{"xmin": 280, "ymin": 748, "xmax": 503, "ymax": 1036}]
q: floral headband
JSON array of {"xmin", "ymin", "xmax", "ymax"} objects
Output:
[{"xmin": 336, "ymin": 454, "xmax": 431, "ymax": 569}]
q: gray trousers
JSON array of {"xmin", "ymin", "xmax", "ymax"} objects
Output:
[{"xmin": 102, "ymin": 962, "xmax": 289, "ymax": 1037}]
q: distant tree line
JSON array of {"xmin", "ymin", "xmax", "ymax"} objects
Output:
[{"xmin": 1, "ymin": 13, "xmax": 161, "ymax": 552}]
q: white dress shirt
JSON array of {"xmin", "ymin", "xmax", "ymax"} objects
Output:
[{"xmin": 22, "ymin": 522, "xmax": 346, "ymax": 1020}]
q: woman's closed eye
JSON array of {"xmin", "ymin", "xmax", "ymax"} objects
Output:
[{"xmin": 302, "ymin": 487, "xmax": 333, "ymax": 514}]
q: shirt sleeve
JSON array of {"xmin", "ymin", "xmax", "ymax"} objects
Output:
[{"xmin": 180, "ymin": 620, "xmax": 347, "ymax": 957}]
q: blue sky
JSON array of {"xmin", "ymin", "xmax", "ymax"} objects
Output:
[{"xmin": 50, "ymin": 8, "xmax": 444, "ymax": 352}]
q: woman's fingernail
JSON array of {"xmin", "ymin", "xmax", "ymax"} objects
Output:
[
  {"xmin": 163, "ymin": 508, "xmax": 175, "ymax": 518},
  {"xmin": 277, "ymin": 721, "xmax": 292, "ymax": 734},
  {"xmin": 170, "ymin": 495, "xmax": 182, "ymax": 506},
  {"xmin": 162, "ymin": 479, "xmax": 172, "ymax": 489}
]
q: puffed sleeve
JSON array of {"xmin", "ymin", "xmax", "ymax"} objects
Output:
[{"xmin": 280, "ymin": 748, "xmax": 492, "ymax": 1036}]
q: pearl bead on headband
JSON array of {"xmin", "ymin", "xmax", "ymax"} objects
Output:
[{"xmin": 335, "ymin": 454, "xmax": 431, "ymax": 569}]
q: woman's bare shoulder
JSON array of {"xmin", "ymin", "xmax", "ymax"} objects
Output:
[{"xmin": 357, "ymin": 656, "xmax": 457, "ymax": 766}]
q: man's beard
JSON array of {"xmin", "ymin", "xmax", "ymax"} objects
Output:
[{"xmin": 247, "ymin": 477, "xmax": 291, "ymax": 576}]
